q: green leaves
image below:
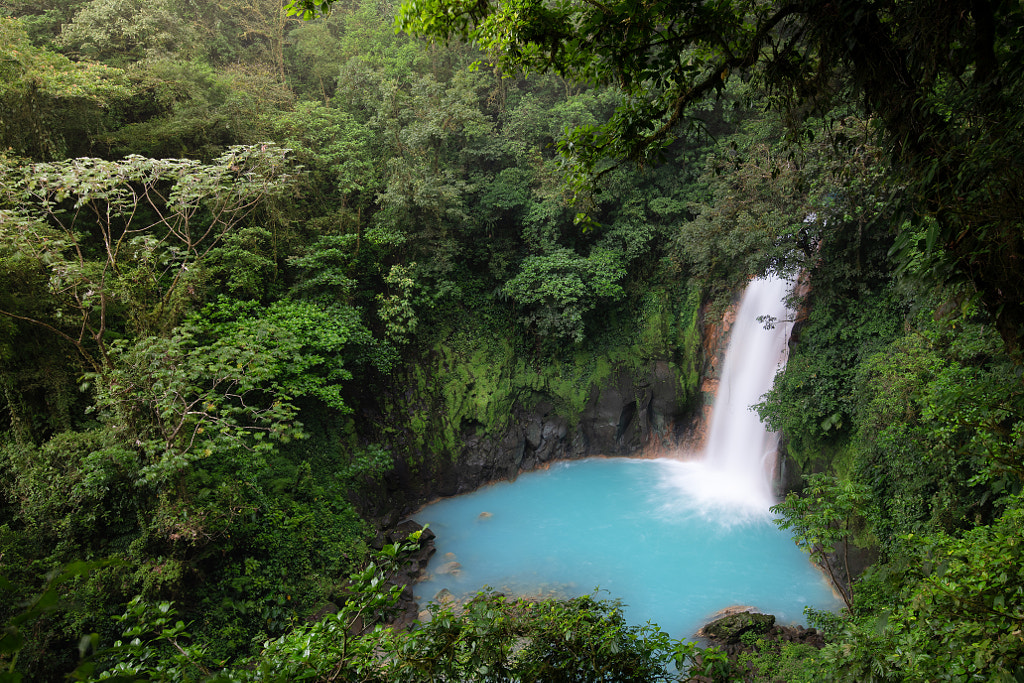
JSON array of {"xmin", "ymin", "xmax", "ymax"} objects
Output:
[
  {"xmin": 502, "ymin": 247, "xmax": 626, "ymax": 344},
  {"xmin": 383, "ymin": 590, "xmax": 685, "ymax": 682},
  {"xmin": 0, "ymin": 17, "xmax": 130, "ymax": 159},
  {"xmin": 0, "ymin": 144, "xmax": 298, "ymax": 369},
  {"xmin": 815, "ymin": 500, "xmax": 1024, "ymax": 682},
  {"xmin": 772, "ymin": 473, "xmax": 872, "ymax": 611},
  {"xmin": 91, "ymin": 297, "xmax": 375, "ymax": 486},
  {"xmin": 1, "ymin": 561, "xmax": 107, "ymax": 682}
]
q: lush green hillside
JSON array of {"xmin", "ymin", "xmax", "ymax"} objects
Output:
[{"xmin": 2, "ymin": 0, "xmax": 1022, "ymax": 680}]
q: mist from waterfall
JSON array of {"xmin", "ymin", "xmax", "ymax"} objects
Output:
[{"xmin": 659, "ymin": 275, "xmax": 794, "ymax": 522}]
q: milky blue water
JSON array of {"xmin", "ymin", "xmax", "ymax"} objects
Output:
[{"xmin": 411, "ymin": 457, "xmax": 840, "ymax": 639}]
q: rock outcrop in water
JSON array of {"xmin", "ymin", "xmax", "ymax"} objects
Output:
[
  {"xmin": 699, "ymin": 610, "xmax": 776, "ymax": 643},
  {"xmin": 698, "ymin": 608, "xmax": 826, "ymax": 660}
]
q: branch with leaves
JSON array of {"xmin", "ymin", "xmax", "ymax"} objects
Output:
[
  {"xmin": 772, "ymin": 473, "xmax": 871, "ymax": 612},
  {"xmin": 0, "ymin": 145, "xmax": 299, "ymax": 372}
]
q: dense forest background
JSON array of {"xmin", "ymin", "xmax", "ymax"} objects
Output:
[{"xmin": 1, "ymin": 0, "xmax": 1022, "ymax": 680}]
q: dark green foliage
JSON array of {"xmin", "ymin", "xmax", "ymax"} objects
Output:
[
  {"xmin": 851, "ymin": 303, "xmax": 1024, "ymax": 548},
  {"xmin": 768, "ymin": 258, "xmax": 1024, "ymax": 682},
  {"xmin": 388, "ymin": 592, "xmax": 683, "ymax": 682},
  {"xmin": 0, "ymin": 17, "xmax": 129, "ymax": 160},
  {"xmin": 388, "ymin": 0, "xmax": 1024, "ymax": 354},
  {"xmin": 2, "ymin": 3, "xmax": 728, "ymax": 676},
  {"xmin": 759, "ymin": 284, "xmax": 906, "ymax": 470},
  {"xmin": 99, "ymin": 59, "xmax": 279, "ymax": 160},
  {"xmin": 736, "ymin": 631, "xmax": 819, "ymax": 683},
  {"xmin": 797, "ymin": 498, "xmax": 1024, "ymax": 683},
  {"xmin": 6, "ymin": 0, "xmax": 1024, "ymax": 679},
  {"xmin": 773, "ymin": 474, "xmax": 872, "ymax": 611},
  {"xmin": 502, "ymin": 247, "xmax": 626, "ymax": 345}
]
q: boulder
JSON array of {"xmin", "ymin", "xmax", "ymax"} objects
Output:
[
  {"xmin": 434, "ymin": 561, "xmax": 462, "ymax": 576},
  {"xmin": 699, "ymin": 611, "xmax": 776, "ymax": 644}
]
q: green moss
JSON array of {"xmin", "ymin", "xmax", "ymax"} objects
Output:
[{"xmin": 387, "ymin": 281, "xmax": 708, "ymax": 464}]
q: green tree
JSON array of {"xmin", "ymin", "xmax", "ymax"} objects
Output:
[
  {"xmin": 502, "ymin": 246, "xmax": 626, "ymax": 345},
  {"xmin": 807, "ymin": 500, "xmax": 1024, "ymax": 683},
  {"xmin": 90, "ymin": 296, "xmax": 377, "ymax": 486},
  {"xmin": 359, "ymin": 0, "xmax": 1024, "ymax": 354},
  {"xmin": 0, "ymin": 16, "xmax": 129, "ymax": 159},
  {"xmin": 55, "ymin": 0, "xmax": 199, "ymax": 66},
  {"xmin": 0, "ymin": 144, "xmax": 297, "ymax": 372},
  {"xmin": 772, "ymin": 473, "xmax": 872, "ymax": 612},
  {"xmin": 261, "ymin": 100, "xmax": 377, "ymax": 226}
]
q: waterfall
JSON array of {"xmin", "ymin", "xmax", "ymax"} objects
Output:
[
  {"xmin": 412, "ymin": 274, "xmax": 843, "ymax": 635},
  {"xmin": 660, "ymin": 275, "xmax": 794, "ymax": 521}
]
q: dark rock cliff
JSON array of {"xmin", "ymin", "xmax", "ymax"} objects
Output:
[{"xmin": 371, "ymin": 359, "xmax": 695, "ymax": 521}]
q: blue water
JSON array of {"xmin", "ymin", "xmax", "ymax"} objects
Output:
[{"xmin": 412, "ymin": 457, "xmax": 840, "ymax": 639}]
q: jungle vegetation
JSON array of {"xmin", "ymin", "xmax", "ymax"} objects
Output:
[{"xmin": 1, "ymin": 0, "xmax": 1022, "ymax": 680}]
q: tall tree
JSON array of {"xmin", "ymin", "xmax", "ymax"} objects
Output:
[{"xmin": 0, "ymin": 16, "xmax": 129, "ymax": 159}]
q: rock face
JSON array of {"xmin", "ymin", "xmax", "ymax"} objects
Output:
[
  {"xmin": 376, "ymin": 360, "xmax": 694, "ymax": 512},
  {"xmin": 361, "ymin": 288, "xmax": 800, "ymax": 524}
]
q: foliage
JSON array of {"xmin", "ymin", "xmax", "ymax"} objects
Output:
[
  {"xmin": 878, "ymin": 502, "xmax": 1024, "ymax": 682},
  {"xmin": 376, "ymin": 263, "xmax": 418, "ymax": 345},
  {"xmin": 93, "ymin": 597, "xmax": 213, "ymax": 681},
  {"xmin": 0, "ymin": 144, "xmax": 297, "ymax": 370},
  {"xmin": 260, "ymin": 101, "xmax": 376, "ymax": 217},
  {"xmin": 672, "ymin": 112, "xmax": 808, "ymax": 307},
  {"xmin": 380, "ymin": 0, "xmax": 1024, "ymax": 353},
  {"xmin": 0, "ymin": 16, "xmax": 130, "ymax": 159},
  {"xmin": 89, "ymin": 296, "xmax": 375, "ymax": 486},
  {"xmin": 382, "ymin": 279, "xmax": 702, "ymax": 466},
  {"xmin": 736, "ymin": 632, "xmax": 819, "ymax": 683},
  {"xmin": 6, "ymin": 537, "xmax": 747, "ymax": 683},
  {"xmin": 385, "ymin": 592, "xmax": 694, "ymax": 682},
  {"xmin": 757, "ymin": 284, "xmax": 906, "ymax": 471},
  {"xmin": 99, "ymin": 59, "xmax": 287, "ymax": 160},
  {"xmin": 0, "ymin": 561, "xmax": 108, "ymax": 683},
  {"xmin": 772, "ymin": 474, "xmax": 871, "ymax": 612},
  {"xmin": 801, "ymin": 499, "xmax": 1024, "ymax": 683},
  {"xmin": 8, "ymin": 0, "xmax": 1024, "ymax": 680},
  {"xmin": 502, "ymin": 247, "xmax": 626, "ymax": 345},
  {"xmin": 850, "ymin": 303, "xmax": 1024, "ymax": 551},
  {"xmin": 55, "ymin": 0, "xmax": 199, "ymax": 65}
]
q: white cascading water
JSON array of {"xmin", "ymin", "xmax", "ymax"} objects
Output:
[{"xmin": 659, "ymin": 275, "xmax": 794, "ymax": 521}]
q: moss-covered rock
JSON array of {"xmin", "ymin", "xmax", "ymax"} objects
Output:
[
  {"xmin": 700, "ymin": 611, "xmax": 776, "ymax": 644},
  {"xmin": 371, "ymin": 282, "xmax": 708, "ymax": 512}
]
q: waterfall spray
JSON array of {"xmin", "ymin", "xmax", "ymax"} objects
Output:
[{"xmin": 660, "ymin": 275, "xmax": 794, "ymax": 521}]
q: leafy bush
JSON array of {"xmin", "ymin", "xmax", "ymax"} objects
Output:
[{"xmin": 502, "ymin": 247, "xmax": 626, "ymax": 345}]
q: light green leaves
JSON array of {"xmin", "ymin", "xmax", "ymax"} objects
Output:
[
  {"xmin": 0, "ymin": 144, "xmax": 298, "ymax": 367},
  {"xmin": 772, "ymin": 473, "xmax": 871, "ymax": 611},
  {"xmin": 91, "ymin": 297, "xmax": 374, "ymax": 485}
]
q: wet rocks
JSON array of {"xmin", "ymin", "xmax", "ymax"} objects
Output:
[
  {"xmin": 434, "ymin": 560, "xmax": 462, "ymax": 576},
  {"xmin": 351, "ymin": 519, "xmax": 437, "ymax": 631},
  {"xmin": 698, "ymin": 608, "xmax": 826, "ymax": 660},
  {"xmin": 376, "ymin": 360, "xmax": 697, "ymax": 512},
  {"xmin": 699, "ymin": 610, "xmax": 776, "ymax": 644}
]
